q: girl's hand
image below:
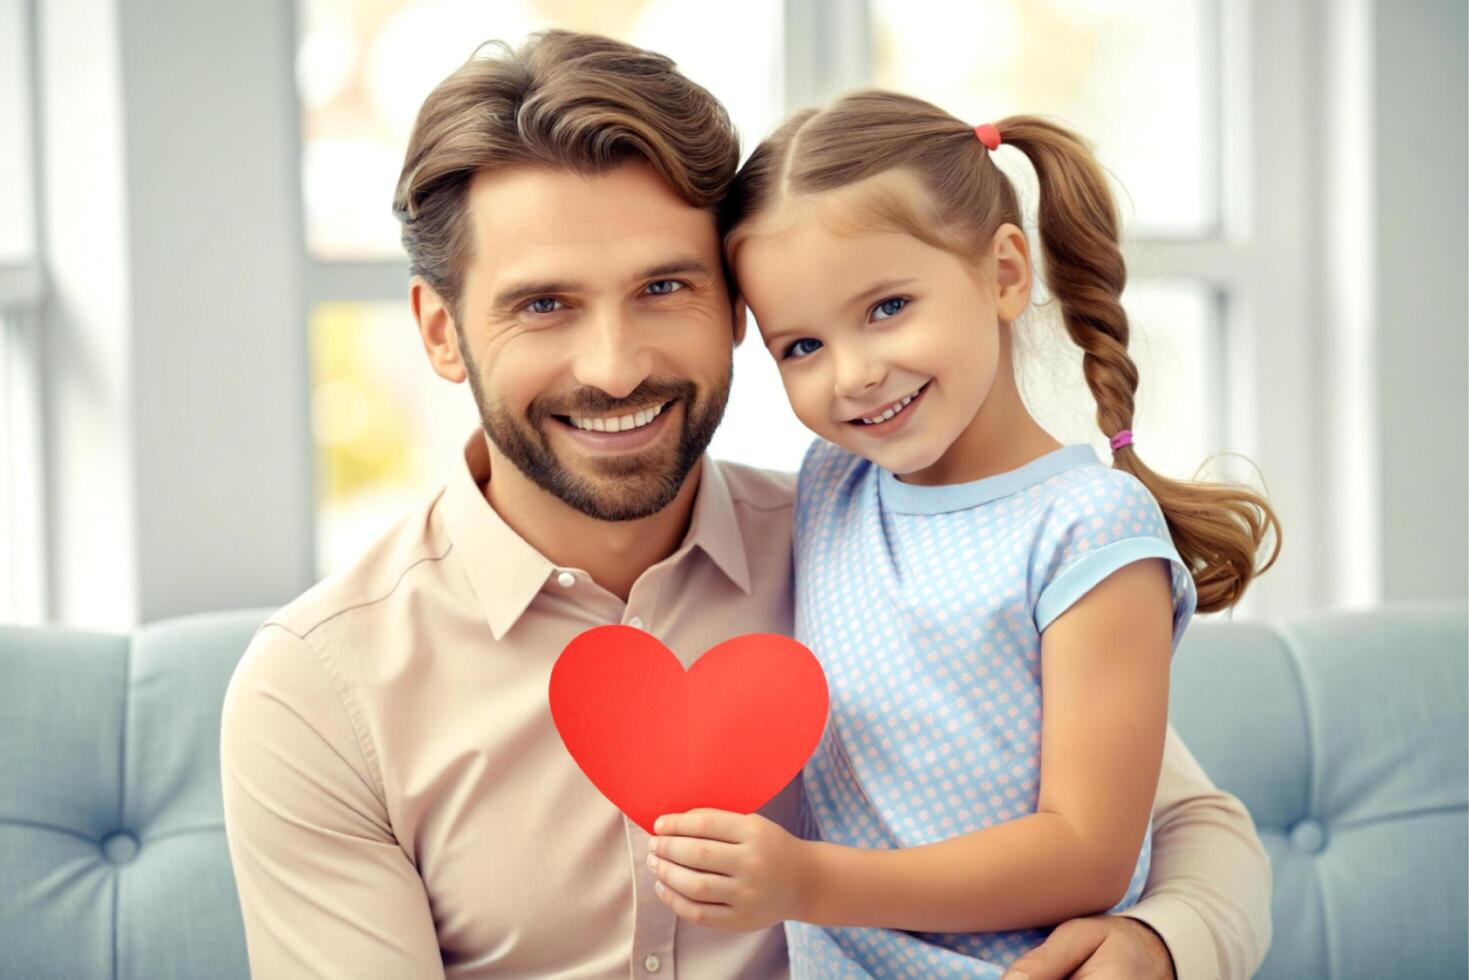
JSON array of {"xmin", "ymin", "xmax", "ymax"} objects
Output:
[{"xmin": 648, "ymin": 809, "xmax": 815, "ymax": 932}]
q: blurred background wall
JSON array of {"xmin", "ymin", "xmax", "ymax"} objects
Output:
[{"xmin": 1, "ymin": 0, "xmax": 1464, "ymax": 629}]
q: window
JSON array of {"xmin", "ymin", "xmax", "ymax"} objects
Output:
[
  {"xmin": 309, "ymin": 301, "xmax": 478, "ymax": 572},
  {"xmin": 296, "ymin": 1, "xmax": 1270, "ymax": 592},
  {"xmin": 872, "ymin": 0, "xmax": 1218, "ymax": 237}
]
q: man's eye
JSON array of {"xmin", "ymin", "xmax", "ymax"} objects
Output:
[
  {"xmin": 871, "ymin": 297, "xmax": 908, "ymax": 321},
  {"xmin": 646, "ymin": 280, "xmax": 684, "ymax": 296},
  {"xmin": 526, "ymin": 297, "xmax": 563, "ymax": 314},
  {"xmin": 783, "ymin": 338, "xmax": 823, "ymax": 360}
]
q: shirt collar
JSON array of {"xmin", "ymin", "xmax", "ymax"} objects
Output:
[
  {"xmin": 877, "ymin": 443, "xmax": 1101, "ymax": 515},
  {"xmin": 440, "ymin": 430, "xmax": 555, "ymax": 641},
  {"xmin": 439, "ymin": 430, "xmax": 753, "ymax": 641},
  {"xmin": 684, "ymin": 454, "xmax": 754, "ymax": 597}
]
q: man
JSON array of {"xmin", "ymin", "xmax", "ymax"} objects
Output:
[{"xmin": 221, "ymin": 30, "xmax": 1271, "ymax": 979}]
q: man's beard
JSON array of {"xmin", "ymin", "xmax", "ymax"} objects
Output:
[{"xmin": 463, "ymin": 351, "xmax": 731, "ymax": 522}]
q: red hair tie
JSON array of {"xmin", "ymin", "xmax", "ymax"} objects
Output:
[{"xmin": 974, "ymin": 123, "xmax": 1002, "ymax": 151}]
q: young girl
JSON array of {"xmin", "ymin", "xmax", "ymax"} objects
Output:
[{"xmin": 645, "ymin": 91, "xmax": 1280, "ymax": 977}]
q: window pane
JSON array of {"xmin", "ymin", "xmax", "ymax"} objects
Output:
[
  {"xmin": 870, "ymin": 0, "xmax": 1217, "ymax": 237},
  {"xmin": 296, "ymin": 0, "xmax": 784, "ymax": 259},
  {"xmin": 0, "ymin": 0, "xmax": 36, "ymax": 263},
  {"xmin": 1018, "ymin": 280, "xmax": 1221, "ymax": 479},
  {"xmin": 310, "ymin": 302, "xmax": 479, "ymax": 574}
]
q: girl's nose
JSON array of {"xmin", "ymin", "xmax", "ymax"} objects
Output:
[{"xmin": 832, "ymin": 348, "xmax": 887, "ymax": 400}]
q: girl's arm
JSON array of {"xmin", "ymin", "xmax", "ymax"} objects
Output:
[{"xmin": 648, "ymin": 557, "xmax": 1174, "ymax": 934}]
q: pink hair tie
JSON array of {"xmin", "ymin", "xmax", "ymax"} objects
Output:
[
  {"xmin": 974, "ymin": 123, "xmax": 1001, "ymax": 151},
  {"xmin": 1110, "ymin": 430, "xmax": 1134, "ymax": 451}
]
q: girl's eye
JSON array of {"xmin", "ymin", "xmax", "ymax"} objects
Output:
[
  {"xmin": 646, "ymin": 279, "xmax": 684, "ymax": 296},
  {"xmin": 783, "ymin": 337, "xmax": 823, "ymax": 360},
  {"xmin": 871, "ymin": 297, "xmax": 908, "ymax": 321},
  {"xmin": 525, "ymin": 297, "xmax": 564, "ymax": 315}
]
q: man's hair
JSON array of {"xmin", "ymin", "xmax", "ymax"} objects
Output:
[{"xmin": 392, "ymin": 30, "xmax": 741, "ymax": 319}]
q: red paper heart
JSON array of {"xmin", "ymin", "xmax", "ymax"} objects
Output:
[{"xmin": 549, "ymin": 625, "xmax": 829, "ymax": 835}]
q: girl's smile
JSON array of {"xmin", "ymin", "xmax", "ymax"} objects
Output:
[{"xmin": 844, "ymin": 380, "xmax": 931, "ymax": 436}]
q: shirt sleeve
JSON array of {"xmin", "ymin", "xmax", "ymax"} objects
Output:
[
  {"xmin": 1120, "ymin": 725, "xmax": 1274, "ymax": 980},
  {"xmin": 220, "ymin": 623, "xmax": 447, "ymax": 980},
  {"xmin": 1031, "ymin": 470, "xmax": 1198, "ymax": 651}
]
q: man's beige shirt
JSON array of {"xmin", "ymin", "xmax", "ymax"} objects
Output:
[{"xmin": 221, "ymin": 431, "xmax": 1271, "ymax": 979}]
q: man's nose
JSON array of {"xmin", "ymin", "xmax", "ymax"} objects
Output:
[
  {"xmin": 831, "ymin": 346, "xmax": 886, "ymax": 400},
  {"xmin": 571, "ymin": 308, "xmax": 654, "ymax": 401}
]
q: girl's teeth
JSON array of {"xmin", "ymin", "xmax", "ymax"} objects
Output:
[{"xmin": 861, "ymin": 388, "xmax": 921, "ymax": 425}]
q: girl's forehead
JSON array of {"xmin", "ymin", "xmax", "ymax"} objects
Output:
[{"xmin": 731, "ymin": 182, "xmax": 953, "ymax": 304}]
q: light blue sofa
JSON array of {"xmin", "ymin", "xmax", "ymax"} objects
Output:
[{"xmin": 1, "ymin": 603, "xmax": 1465, "ymax": 979}]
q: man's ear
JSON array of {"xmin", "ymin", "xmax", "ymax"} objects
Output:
[
  {"xmin": 732, "ymin": 297, "xmax": 749, "ymax": 348},
  {"xmin": 411, "ymin": 276, "xmax": 469, "ymax": 383},
  {"xmin": 991, "ymin": 222, "xmax": 1033, "ymax": 323}
]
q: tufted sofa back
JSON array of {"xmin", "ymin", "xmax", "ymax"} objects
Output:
[
  {"xmin": 1, "ymin": 603, "xmax": 1465, "ymax": 978},
  {"xmin": 1170, "ymin": 602, "xmax": 1467, "ymax": 978},
  {"xmin": 1, "ymin": 611, "xmax": 266, "ymax": 979}
]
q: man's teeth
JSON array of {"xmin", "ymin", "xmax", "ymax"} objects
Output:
[
  {"xmin": 859, "ymin": 388, "xmax": 922, "ymax": 425},
  {"xmin": 568, "ymin": 401, "xmax": 668, "ymax": 433}
]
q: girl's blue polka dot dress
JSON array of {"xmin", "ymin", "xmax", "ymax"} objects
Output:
[{"xmin": 787, "ymin": 440, "xmax": 1197, "ymax": 979}]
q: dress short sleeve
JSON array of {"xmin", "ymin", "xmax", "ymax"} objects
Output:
[{"xmin": 1031, "ymin": 468, "xmax": 1197, "ymax": 651}]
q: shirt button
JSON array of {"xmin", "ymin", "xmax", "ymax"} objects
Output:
[
  {"xmin": 628, "ymin": 616, "xmax": 644, "ymax": 630},
  {"xmin": 643, "ymin": 954, "xmax": 661, "ymax": 973},
  {"xmin": 555, "ymin": 571, "xmax": 575, "ymax": 588}
]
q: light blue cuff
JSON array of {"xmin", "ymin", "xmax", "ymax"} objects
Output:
[{"xmin": 1034, "ymin": 537, "xmax": 1184, "ymax": 635}]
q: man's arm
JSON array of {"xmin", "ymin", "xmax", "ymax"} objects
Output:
[
  {"xmin": 220, "ymin": 624, "xmax": 446, "ymax": 979},
  {"xmin": 1120, "ymin": 724, "xmax": 1273, "ymax": 979}
]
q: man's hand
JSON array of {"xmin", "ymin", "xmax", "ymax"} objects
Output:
[
  {"xmin": 648, "ymin": 809, "xmax": 813, "ymax": 932},
  {"xmin": 1001, "ymin": 915, "xmax": 1176, "ymax": 980}
]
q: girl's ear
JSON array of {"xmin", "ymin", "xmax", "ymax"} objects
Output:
[{"xmin": 991, "ymin": 222, "xmax": 1032, "ymax": 322}]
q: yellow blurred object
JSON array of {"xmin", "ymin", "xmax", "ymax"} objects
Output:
[{"xmin": 309, "ymin": 303, "xmax": 414, "ymax": 503}]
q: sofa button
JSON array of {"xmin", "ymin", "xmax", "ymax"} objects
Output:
[
  {"xmin": 1288, "ymin": 817, "xmax": 1328, "ymax": 854},
  {"xmin": 101, "ymin": 830, "xmax": 140, "ymax": 864}
]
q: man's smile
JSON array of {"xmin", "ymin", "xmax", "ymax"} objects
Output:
[{"xmin": 549, "ymin": 399, "xmax": 681, "ymax": 453}]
